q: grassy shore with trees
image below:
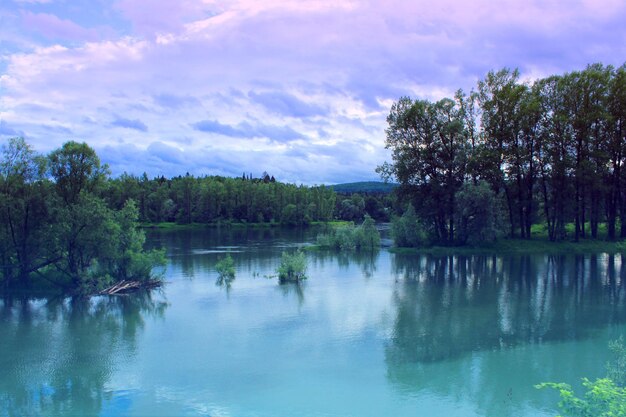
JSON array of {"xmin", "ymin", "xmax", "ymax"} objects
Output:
[{"xmin": 379, "ymin": 63, "xmax": 626, "ymax": 249}]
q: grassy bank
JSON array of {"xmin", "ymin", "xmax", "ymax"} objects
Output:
[
  {"xmin": 140, "ymin": 220, "xmax": 353, "ymax": 231},
  {"xmin": 391, "ymin": 237, "xmax": 626, "ymax": 255}
]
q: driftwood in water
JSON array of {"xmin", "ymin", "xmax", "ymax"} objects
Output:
[{"xmin": 99, "ymin": 279, "xmax": 162, "ymax": 295}]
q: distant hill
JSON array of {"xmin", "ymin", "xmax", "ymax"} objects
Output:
[{"xmin": 330, "ymin": 181, "xmax": 398, "ymax": 194}]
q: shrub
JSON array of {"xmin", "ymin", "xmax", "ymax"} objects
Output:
[
  {"xmin": 215, "ymin": 254, "xmax": 235, "ymax": 280},
  {"xmin": 315, "ymin": 215, "xmax": 380, "ymax": 251},
  {"xmin": 536, "ymin": 378, "xmax": 626, "ymax": 417},
  {"xmin": 277, "ymin": 250, "xmax": 307, "ymax": 283},
  {"xmin": 454, "ymin": 181, "xmax": 506, "ymax": 246},
  {"xmin": 354, "ymin": 215, "xmax": 380, "ymax": 250},
  {"xmin": 538, "ymin": 337, "xmax": 626, "ymax": 417},
  {"xmin": 391, "ymin": 204, "xmax": 427, "ymax": 248}
]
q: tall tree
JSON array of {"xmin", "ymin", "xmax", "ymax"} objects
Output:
[{"xmin": 379, "ymin": 96, "xmax": 468, "ymax": 244}]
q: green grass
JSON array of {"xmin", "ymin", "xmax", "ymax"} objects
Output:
[
  {"xmin": 391, "ymin": 237, "xmax": 626, "ymax": 255},
  {"xmin": 140, "ymin": 221, "xmax": 283, "ymax": 230},
  {"xmin": 309, "ymin": 220, "xmax": 354, "ymax": 227}
]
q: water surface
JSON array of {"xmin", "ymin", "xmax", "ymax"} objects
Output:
[{"xmin": 1, "ymin": 228, "xmax": 625, "ymax": 416}]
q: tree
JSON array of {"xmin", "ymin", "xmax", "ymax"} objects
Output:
[
  {"xmin": 48, "ymin": 141, "xmax": 108, "ymax": 205},
  {"xmin": 379, "ymin": 96, "xmax": 468, "ymax": 244},
  {"xmin": 391, "ymin": 204, "xmax": 428, "ymax": 248},
  {"xmin": 0, "ymin": 138, "xmax": 54, "ymax": 286},
  {"xmin": 454, "ymin": 181, "xmax": 503, "ymax": 245}
]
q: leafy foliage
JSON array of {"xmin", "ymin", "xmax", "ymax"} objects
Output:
[
  {"xmin": 103, "ymin": 172, "xmax": 336, "ymax": 226},
  {"xmin": 536, "ymin": 379, "xmax": 626, "ymax": 417},
  {"xmin": 538, "ymin": 336, "xmax": 626, "ymax": 417},
  {"xmin": 0, "ymin": 139, "xmax": 165, "ymax": 294},
  {"xmin": 277, "ymin": 250, "xmax": 307, "ymax": 283},
  {"xmin": 316, "ymin": 215, "xmax": 381, "ymax": 251},
  {"xmin": 331, "ymin": 181, "xmax": 398, "ymax": 194},
  {"xmin": 454, "ymin": 181, "xmax": 506, "ymax": 245},
  {"xmin": 391, "ymin": 204, "xmax": 428, "ymax": 248},
  {"xmin": 215, "ymin": 254, "xmax": 235, "ymax": 280},
  {"xmin": 380, "ymin": 63, "xmax": 626, "ymax": 244}
]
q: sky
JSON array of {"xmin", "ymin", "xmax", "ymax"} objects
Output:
[{"xmin": 1, "ymin": 0, "xmax": 625, "ymax": 184}]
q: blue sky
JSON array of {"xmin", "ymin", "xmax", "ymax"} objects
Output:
[{"xmin": 1, "ymin": 0, "xmax": 625, "ymax": 184}]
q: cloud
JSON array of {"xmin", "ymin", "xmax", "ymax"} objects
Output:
[
  {"xmin": 111, "ymin": 116, "xmax": 148, "ymax": 132},
  {"xmin": 192, "ymin": 119, "xmax": 304, "ymax": 142},
  {"xmin": 21, "ymin": 12, "xmax": 100, "ymax": 42},
  {"xmin": 0, "ymin": 121, "xmax": 23, "ymax": 137},
  {"xmin": 2, "ymin": 0, "xmax": 626, "ymax": 183},
  {"xmin": 96, "ymin": 139, "xmax": 385, "ymax": 184},
  {"xmin": 152, "ymin": 93, "xmax": 200, "ymax": 109},
  {"xmin": 147, "ymin": 141, "xmax": 185, "ymax": 164},
  {"xmin": 248, "ymin": 90, "xmax": 327, "ymax": 118}
]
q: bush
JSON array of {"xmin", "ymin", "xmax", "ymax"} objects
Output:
[
  {"xmin": 536, "ymin": 378, "xmax": 626, "ymax": 417},
  {"xmin": 354, "ymin": 215, "xmax": 381, "ymax": 250},
  {"xmin": 315, "ymin": 215, "xmax": 380, "ymax": 251},
  {"xmin": 391, "ymin": 204, "xmax": 427, "ymax": 248},
  {"xmin": 277, "ymin": 250, "xmax": 307, "ymax": 283},
  {"xmin": 454, "ymin": 181, "xmax": 505, "ymax": 246},
  {"xmin": 538, "ymin": 337, "xmax": 626, "ymax": 417},
  {"xmin": 215, "ymin": 254, "xmax": 235, "ymax": 280}
]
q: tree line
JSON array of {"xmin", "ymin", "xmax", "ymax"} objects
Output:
[
  {"xmin": 103, "ymin": 171, "xmax": 337, "ymax": 226},
  {"xmin": 379, "ymin": 63, "xmax": 626, "ymax": 245}
]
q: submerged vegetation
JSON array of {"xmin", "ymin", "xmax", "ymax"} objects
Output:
[
  {"xmin": 277, "ymin": 250, "xmax": 307, "ymax": 283},
  {"xmin": 215, "ymin": 254, "xmax": 236, "ymax": 280},
  {"xmin": 215, "ymin": 254, "xmax": 236, "ymax": 289},
  {"xmin": 0, "ymin": 139, "xmax": 166, "ymax": 294}
]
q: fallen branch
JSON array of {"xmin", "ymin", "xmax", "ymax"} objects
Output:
[{"xmin": 99, "ymin": 279, "xmax": 162, "ymax": 295}]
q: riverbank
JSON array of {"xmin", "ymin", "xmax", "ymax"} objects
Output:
[
  {"xmin": 140, "ymin": 220, "xmax": 353, "ymax": 230},
  {"xmin": 390, "ymin": 237, "xmax": 626, "ymax": 255}
]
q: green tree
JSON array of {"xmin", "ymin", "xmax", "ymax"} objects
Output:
[
  {"xmin": 0, "ymin": 138, "xmax": 54, "ymax": 286},
  {"xmin": 391, "ymin": 204, "xmax": 427, "ymax": 248},
  {"xmin": 454, "ymin": 181, "xmax": 503, "ymax": 245},
  {"xmin": 379, "ymin": 96, "xmax": 468, "ymax": 244},
  {"xmin": 48, "ymin": 141, "xmax": 108, "ymax": 205}
]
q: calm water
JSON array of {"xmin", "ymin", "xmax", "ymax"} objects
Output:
[{"xmin": 1, "ymin": 228, "xmax": 626, "ymax": 417}]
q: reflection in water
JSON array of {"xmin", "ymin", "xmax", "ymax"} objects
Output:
[
  {"xmin": 3, "ymin": 226, "xmax": 625, "ymax": 417},
  {"xmin": 215, "ymin": 270, "xmax": 235, "ymax": 294},
  {"xmin": 149, "ymin": 227, "xmax": 316, "ymax": 280},
  {"xmin": 0, "ymin": 292, "xmax": 168, "ymax": 417},
  {"xmin": 279, "ymin": 281, "xmax": 306, "ymax": 307},
  {"xmin": 310, "ymin": 250, "xmax": 380, "ymax": 280},
  {"xmin": 386, "ymin": 253, "xmax": 626, "ymax": 415}
]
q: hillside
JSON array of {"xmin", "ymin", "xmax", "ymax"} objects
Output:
[{"xmin": 330, "ymin": 181, "xmax": 398, "ymax": 194}]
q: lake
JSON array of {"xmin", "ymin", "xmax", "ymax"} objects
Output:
[{"xmin": 1, "ymin": 227, "xmax": 625, "ymax": 417}]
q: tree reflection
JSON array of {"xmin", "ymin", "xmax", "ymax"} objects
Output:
[
  {"xmin": 0, "ymin": 292, "xmax": 168, "ymax": 417},
  {"xmin": 385, "ymin": 253, "xmax": 626, "ymax": 414},
  {"xmin": 310, "ymin": 250, "xmax": 380, "ymax": 280}
]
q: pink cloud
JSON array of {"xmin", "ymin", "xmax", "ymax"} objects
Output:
[{"xmin": 21, "ymin": 12, "xmax": 101, "ymax": 42}]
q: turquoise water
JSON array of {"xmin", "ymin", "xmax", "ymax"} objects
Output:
[{"xmin": 1, "ymin": 228, "xmax": 625, "ymax": 416}]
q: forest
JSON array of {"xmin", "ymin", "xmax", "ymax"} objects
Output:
[
  {"xmin": 104, "ymin": 171, "xmax": 336, "ymax": 226},
  {"xmin": 379, "ymin": 63, "xmax": 626, "ymax": 246}
]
